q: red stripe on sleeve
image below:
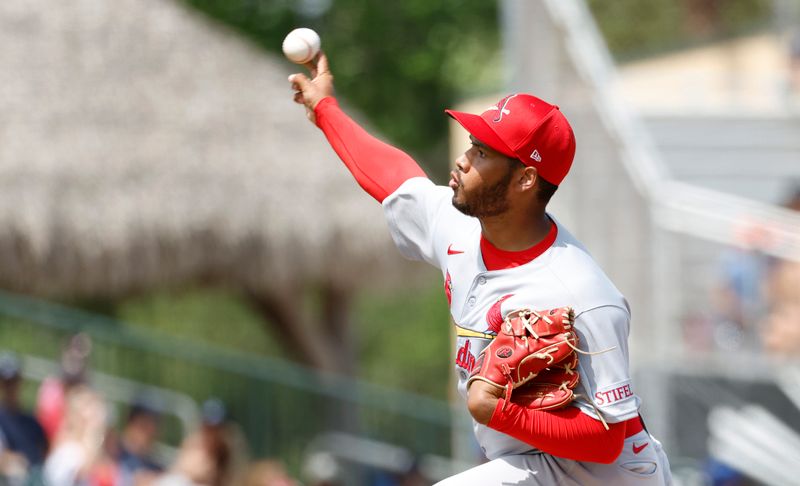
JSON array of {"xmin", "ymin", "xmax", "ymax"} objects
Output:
[
  {"xmin": 488, "ymin": 399, "xmax": 625, "ymax": 464},
  {"xmin": 314, "ymin": 97, "xmax": 427, "ymax": 203}
]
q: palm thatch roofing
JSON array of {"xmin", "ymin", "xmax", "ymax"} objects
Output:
[{"xmin": 0, "ymin": 0, "xmax": 425, "ymax": 298}]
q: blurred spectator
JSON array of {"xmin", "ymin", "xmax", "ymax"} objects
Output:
[
  {"xmin": 760, "ymin": 187, "xmax": 800, "ymax": 353},
  {"xmin": 708, "ymin": 230, "xmax": 771, "ymax": 351},
  {"xmin": 116, "ymin": 398, "xmax": 165, "ymax": 486},
  {"xmin": 302, "ymin": 451, "xmax": 340, "ymax": 486},
  {"xmin": 36, "ymin": 334, "xmax": 92, "ymax": 441},
  {"xmin": 0, "ymin": 352, "xmax": 48, "ymax": 485},
  {"xmin": 43, "ymin": 385, "xmax": 109, "ymax": 486},
  {"xmin": 708, "ymin": 186, "xmax": 800, "ymax": 354},
  {"xmin": 200, "ymin": 398, "xmax": 254, "ymax": 486},
  {"xmin": 704, "ymin": 187, "xmax": 800, "ymax": 354},
  {"xmin": 156, "ymin": 398, "xmax": 241, "ymax": 486},
  {"xmin": 703, "ymin": 457, "xmax": 754, "ymax": 486},
  {"xmin": 762, "ymin": 300, "xmax": 800, "ymax": 353},
  {"xmin": 197, "ymin": 399, "xmax": 232, "ymax": 486},
  {"xmin": 240, "ymin": 460, "xmax": 297, "ymax": 486},
  {"xmin": 397, "ymin": 461, "xmax": 429, "ymax": 486},
  {"xmin": 155, "ymin": 429, "xmax": 228, "ymax": 486},
  {"xmin": 156, "ymin": 433, "xmax": 217, "ymax": 486},
  {"xmin": 760, "ymin": 187, "xmax": 800, "ymax": 354}
]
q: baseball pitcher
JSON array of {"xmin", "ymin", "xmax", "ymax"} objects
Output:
[{"xmin": 289, "ymin": 53, "xmax": 672, "ymax": 485}]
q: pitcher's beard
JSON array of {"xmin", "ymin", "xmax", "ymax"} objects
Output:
[{"xmin": 452, "ymin": 170, "xmax": 513, "ymax": 218}]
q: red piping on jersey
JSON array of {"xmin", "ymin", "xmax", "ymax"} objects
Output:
[
  {"xmin": 314, "ymin": 97, "xmax": 427, "ymax": 203},
  {"xmin": 488, "ymin": 400, "xmax": 643, "ymax": 464},
  {"xmin": 480, "ymin": 220, "xmax": 557, "ymax": 271}
]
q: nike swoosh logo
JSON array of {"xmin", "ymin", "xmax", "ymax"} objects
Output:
[
  {"xmin": 447, "ymin": 244, "xmax": 464, "ymax": 255},
  {"xmin": 633, "ymin": 442, "xmax": 649, "ymax": 454}
]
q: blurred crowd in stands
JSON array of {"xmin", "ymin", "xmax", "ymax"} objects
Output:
[
  {"xmin": 0, "ymin": 335, "xmax": 429, "ymax": 486},
  {"xmin": 0, "ymin": 335, "xmax": 290, "ymax": 486},
  {"xmin": 693, "ymin": 185, "xmax": 800, "ymax": 355}
]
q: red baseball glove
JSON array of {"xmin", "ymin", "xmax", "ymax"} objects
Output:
[
  {"xmin": 467, "ymin": 307, "xmax": 579, "ymax": 410},
  {"xmin": 510, "ymin": 353, "xmax": 580, "ymax": 410}
]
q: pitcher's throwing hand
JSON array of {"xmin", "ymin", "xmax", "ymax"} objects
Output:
[{"xmin": 288, "ymin": 53, "xmax": 333, "ymax": 124}]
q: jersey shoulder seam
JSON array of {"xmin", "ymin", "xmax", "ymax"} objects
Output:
[{"xmin": 575, "ymin": 303, "xmax": 630, "ymax": 319}]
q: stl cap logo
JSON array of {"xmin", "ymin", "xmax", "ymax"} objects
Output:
[
  {"xmin": 531, "ymin": 149, "xmax": 542, "ymax": 162},
  {"xmin": 484, "ymin": 94, "xmax": 518, "ymax": 123}
]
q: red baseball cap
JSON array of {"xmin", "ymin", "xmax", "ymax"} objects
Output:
[{"xmin": 446, "ymin": 94, "xmax": 576, "ymax": 185}]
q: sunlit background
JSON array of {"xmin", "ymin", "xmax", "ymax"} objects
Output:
[{"xmin": 1, "ymin": 0, "xmax": 799, "ymax": 485}]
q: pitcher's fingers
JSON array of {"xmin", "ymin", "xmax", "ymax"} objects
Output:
[
  {"xmin": 304, "ymin": 56, "xmax": 318, "ymax": 78},
  {"xmin": 316, "ymin": 53, "xmax": 330, "ymax": 76},
  {"xmin": 288, "ymin": 73, "xmax": 311, "ymax": 91},
  {"xmin": 306, "ymin": 51, "xmax": 327, "ymax": 78},
  {"xmin": 293, "ymin": 92, "xmax": 305, "ymax": 104}
]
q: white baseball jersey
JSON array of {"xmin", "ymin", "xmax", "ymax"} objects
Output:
[{"xmin": 382, "ymin": 177, "xmax": 644, "ymax": 460}]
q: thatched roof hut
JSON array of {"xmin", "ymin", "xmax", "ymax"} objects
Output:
[{"xmin": 0, "ymin": 0, "xmax": 427, "ymax": 370}]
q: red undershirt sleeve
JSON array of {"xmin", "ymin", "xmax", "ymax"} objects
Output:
[
  {"xmin": 488, "ymin": 399, "xmax": 626, "ymax": 464},
  {"xmin": 314, "ymin": 97, "xmax": 428, "ymax": 203}
]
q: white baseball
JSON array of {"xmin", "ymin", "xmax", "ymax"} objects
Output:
[{"xmin": 282, "ymin": 28, "xmax": 321, "ymax": 64}]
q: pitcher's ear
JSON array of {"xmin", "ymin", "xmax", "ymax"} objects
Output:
[{"xmin": 518, "ymin": 166, "xmax": 538, "ymax": 191}]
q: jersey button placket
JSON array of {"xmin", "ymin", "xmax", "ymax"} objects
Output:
[{"xmin": 467, "ymin": 296, "xmax": 477, "ymax": 307}]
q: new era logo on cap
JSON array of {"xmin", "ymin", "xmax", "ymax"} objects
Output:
[{"xmin": 445, "ymin": 93, "xmax": 576, "ymax": 186}]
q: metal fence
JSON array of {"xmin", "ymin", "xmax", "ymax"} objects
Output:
[{"xmin": 0, "ymin": 290, "xmax": 469, "ymax": 479}]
